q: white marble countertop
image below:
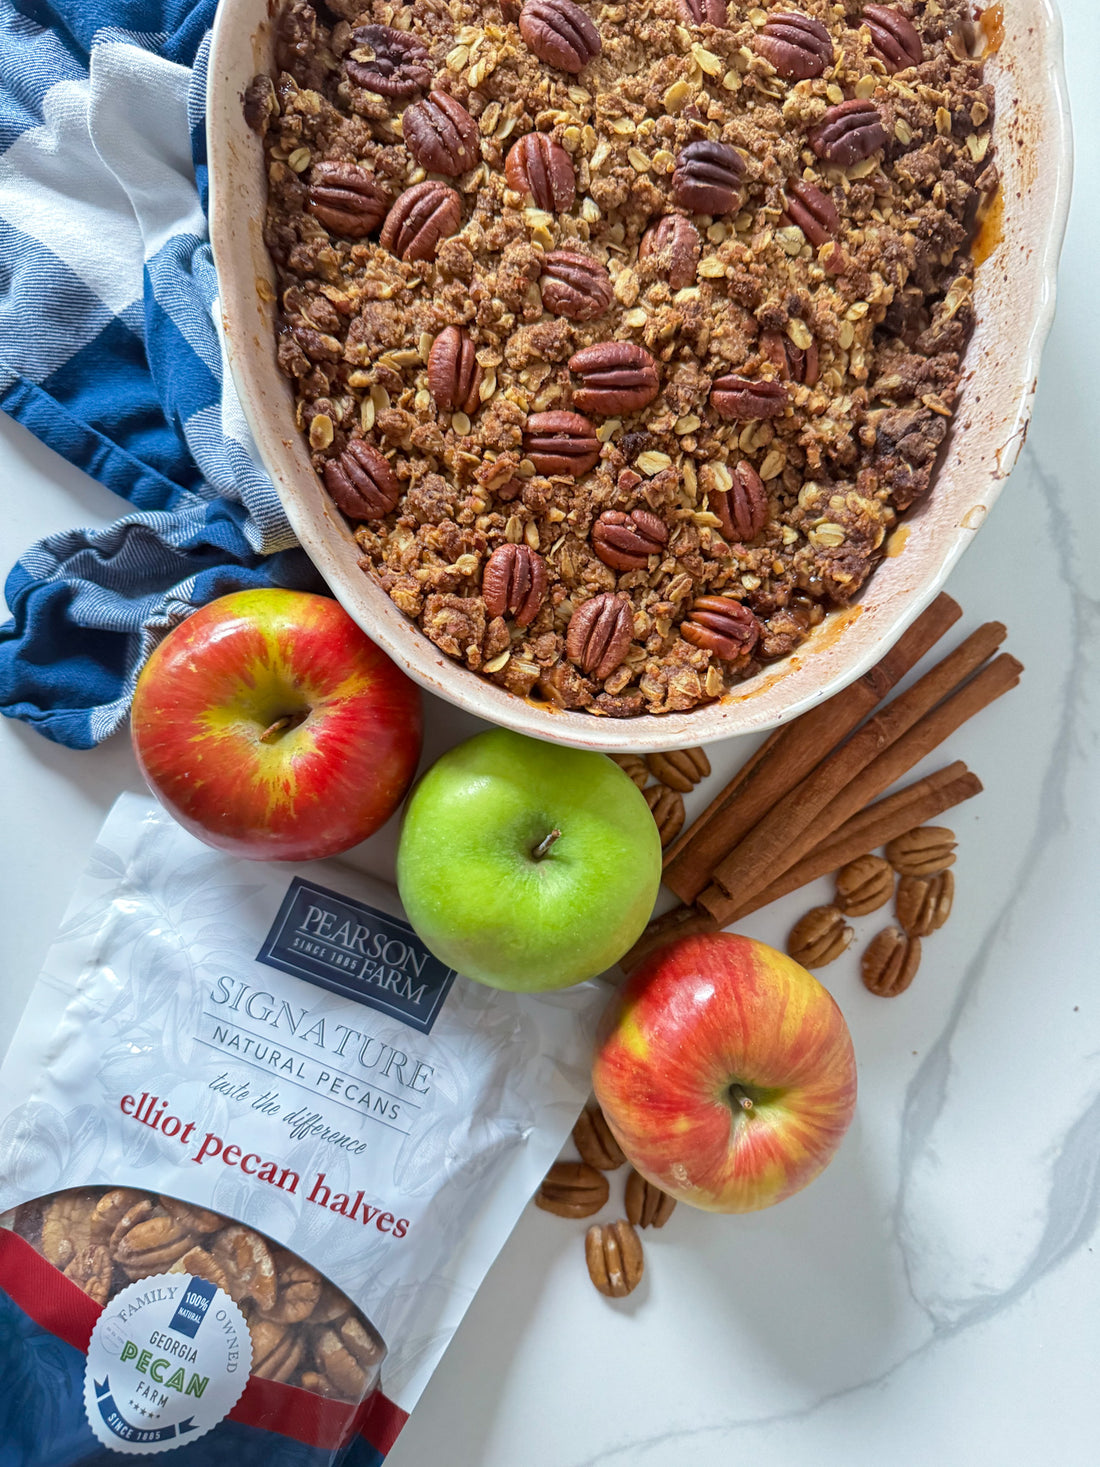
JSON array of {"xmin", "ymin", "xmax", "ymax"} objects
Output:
[{"xmin": 2, "ymin": 5, "xmax": 1098, "ymax": 1462}]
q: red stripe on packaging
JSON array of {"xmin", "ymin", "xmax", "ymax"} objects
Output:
[{"xmin": 0, "ymin": 1228, "xmax": 406, "ymax": 1454}]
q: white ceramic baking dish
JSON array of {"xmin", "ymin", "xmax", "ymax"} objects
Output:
[{"xmin": 207, "ymin": 1, "xmax": 1071, "ymax": 753}]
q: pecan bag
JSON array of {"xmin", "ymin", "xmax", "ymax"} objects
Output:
[{"xmin": 0, "ymin": 795, "xmax": 604, "ymax": 1465}]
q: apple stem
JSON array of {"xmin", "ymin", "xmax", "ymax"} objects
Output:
[
  {"xmin": 259, "ymin": 712, "xmax": 307, "ymax": 744},
  {"xmin": 729, "ymin": 1084, "xmax": 755, "ymax": 1112},
  {"xmin": 532, "ymin": 829, "xmax": 562, "ymax": 860}
]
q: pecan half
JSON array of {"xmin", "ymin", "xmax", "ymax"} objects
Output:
[
  {"xmin": 523, "ymin": 409, "xmax": 600, "ymax": 475},
  {"xmin": 710, "ymin": 376, "xmax": 788, "ymax": 420},
  {"xmin": 677, "ymin": 0, "xmax": 728, "ymax": 24},
  {"xmin": 763, "ymin": 330, "xmax": 819, "ymax": 388},
  {"xmin": 639, "ymin": 214, "xmax": 701, "ymax": 289},
  {"xmin": 380, "ymin": 180, "xmax": 462, "ymax": 262},
  {"xmin": 754, "ymin": 11, "xmax": 834, "ymax": 79},
  {"xmin": 169, "ymin": 1246, "xmax": 230, "ymax": 1294},
  {"xmin": 402, "ymin": 90, "xmax": 480, "ymax": 177},
  {"xmin": 566, "ymin": 593, "xmax": 634, "ymax": 680},
  {"xmin": 569, "ymin": 342, "xmax": 659, "ymax": 416},
  {"xmin": 113, "ymin": 1213, "xmax": 195, "ymax": 1278},
  {"xmin": 518, "ymin": 0, "xmax": 602, "ymax": 73},
  {"xmin": 681, "ymin": 596, "xmax": 760, "ymax": 660},
  {"xmin": 40, "ymin": 1192, "xmax": 96, "ymax": 1269},
  {"xmin": 308, "ymin": 161, "xmax": 389, "ymax": 237},
  {"xmin": 535, "ymin": 1160, "xmax": 610, "ymax": 1218},
  {"xmin": 810, "ymin": 100, "xmax": 888, "ymax": 167},
  {"xmin": 89, "ymin": 1189, "xmax": 145, "ymax": 1247},
  {"xmin": 211, "ymin": 1224, "xmax": 278, "ymax": 1312},
  {"xmin": 577, "ymin": 1109, "xmax": 621, "ymax": 1167},
  {"xmin": 672, "ymin": 140, "xmax": 745, "ymax": 215},
  {"xmin": 482, "ymin": 543, "xmax": 548, "ymax": 627},
  {"xmin": 158, "ymin": 1197, "xmax": 223, "ymax": 1234},
  {"xmin": 315, "ymin": 1316, "xmax": 385, "ymax": 1399},
  {"xmin": 505, "ymin": 132, "xmax": 576, "ymax": 212},
  {"xmin": 710, "ymin": 459, "xmax": 768, "ymax": 542},
  {"xmin": 863, "ymin": 5, "xmax": 923, "ymax": 72},
  {"xmin": 862, "ymin": 927, "xmax": 921, "ymax": 997},
  {"xmin": 591, "ymin": 508, "xmax": 668, "ymax": 570},
  {"xmin": 250, "ymin": 1319, "xmax": 303, "ymax": 1384},
  {"xmin": 263, "ymin": 1251, "xmax": 324, "ymax": 1323},
  {"xmin": 585, "ymin": 1219, "xmax": 644, "ymax": 1298},
  {"xmin": 346, "ymin": 25, "xmax": 432, "ymax": 99},
  {"xmin": 64, "ymin": 1244, "xmax": 113, "ymax": 1305},
  {"xmin": 644, "ymin": 783, "xmax": 684, "ymax": 847},
  {"xmin": 539, "ymin": 250, "xmax": 613, "ymax": 321},
  {"xmin": 323, "ymin": 441, "xmax": 401, "ymax": 520},
  {"xmin": 885, "ymin": 825, "xmax": 957, "ymax": 876},
  {"xmin": 834, "ymin": 853, "xmax": 894, "ymax": 916},
  {"xmin": 625, "ymin": 1170, "xmax": 676, "ymax": 1229},
  {"xmin": 896, "ymin": 870, "xmax": 954, "ymax": 937},
  {"xmin": 428, "ymin": 326, "xmax": 482, "ymax": 414},
  {"xmin": 645, "ymin": 746, "xmax": 710, "ymax": 792},
  {"xmin": 787, "ymin": 905, "xmax": 854, "ymax": 967},
  {"xmin": 609, "ymin": 752, "xmax": 649, "ymax": 788},
  {"xmin": 784, "ymin": 179, "xmax": 840, "ymax": 247}
]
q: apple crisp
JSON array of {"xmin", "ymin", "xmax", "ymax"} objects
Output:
[{"xmin": 247, "ymin": 0, "xmax": 995, "ymax": 716}]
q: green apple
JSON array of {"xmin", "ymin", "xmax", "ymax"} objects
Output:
[{"xmin": 396, "ymin": 729, "xmax": 662, "ymax": 990}]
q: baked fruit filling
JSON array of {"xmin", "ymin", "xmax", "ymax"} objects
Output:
[{"xmin": 248, "ymin": 0, "xmax": 995, "ymax": 717}]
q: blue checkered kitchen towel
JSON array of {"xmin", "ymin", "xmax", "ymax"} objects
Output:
[{"xmin": 0, "ymin": 0, "xmax": 323, "ymax": 749}]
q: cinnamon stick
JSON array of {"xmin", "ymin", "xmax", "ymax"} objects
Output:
[
  {"xmin": 662, "ymin": 592, "xmax": 963, "ymax": 902},
  {"xmin": 707, "ymin": 621, "xmax": 1009, "ymax": 910},
  {"xmin": 700, "ymin": 765, "xmax": 983, "ymax": 924}
]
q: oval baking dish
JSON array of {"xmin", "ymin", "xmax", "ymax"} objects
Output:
[{"xmin": 207, "ymin": 0, "xmax": 1071, "ymax": 753}]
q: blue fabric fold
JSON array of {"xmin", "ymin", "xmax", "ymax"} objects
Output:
[{"xmin": 0, "ymin": 0, "xmax": 322, "ymax": 749}]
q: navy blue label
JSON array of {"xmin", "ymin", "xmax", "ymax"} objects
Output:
[
  {"xmin": 169, "ymin": 1276, "xmax": 217, "ymax": 1338},
  {"xmin": 257, "ymin": 878, "xmax": 457, "ymax": 1034}
]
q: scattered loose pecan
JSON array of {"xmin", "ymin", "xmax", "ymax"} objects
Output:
[
  {"xmin": 863, "ymin": 4, "xmax": 923, "ymax": 72},
  {"xmin": 763, "ymin": 330, "xmax": 820, "ymax": 388},
  {"xmin": 787, "ymin": 905, "xmax": 854, "ymax": 967},
  {"xmin": 482, "ymin": 543, "xmax": 548, "ymax": 627},
  {"xmin": 591, "ymin": 508, "xmax": 668, "ymax": 570},
  {"xmin": 710, "ymin": 376, "xmax": 789, "ymax": 421},
  {"xmin": 401, "ymin": 90, "xmax": 480, "ymax": 177},
  {"xmin": 380, "ymin": 180, "xmax": 462, "ymax": 262},
  {"xmin": 505, "ymin": 132, "xmax": 576, "ymax": 212},
  {"xmin": 625, "ymin": 1169, "xmax": 677, "ymax": 1229},
  {"xmin": 639, "ymin": 214, "xmax": 701, "ymax": 289},
  {"xmin": 896, "ymin": 870, "xmax": 955, "ymax": 937},
  {"xmin": 539, "ymin": 250, "xmax": 613, "ymax": 321},
  {"xmin": 644, "ymin": 784, "xmax": 685, "ymax": 847},
  {"xmin": 834, "ymin": 853, "xmax": 894, "ymax": 916},
  {"xmin": 672, "ymin": 140, "xmax": 745, "ymax": 215},
  {"xmin": 608, "ymin": 752, "xmax": 649, "ymax": 788},
  {"xmin": 569, "ymin": 341, "xmax": 660, "ymax": 415},
  {"xmin": 885, "ymin": 825, "xmax": 957, "ymax": 876},
  {"xmin": 677, "ymin": 0, "xmax": 728, "ymax": 24},
  {"xmin": 709, "ymin": 459, "xmax": 768, "ymax": 542},
  {"xmin": 862, "ymin": 927, "xmax": 921, "ymax": 996},
  {"xmin": 810, "ymin": 99, "xmax": 888, "ymax": 167},
  {"xmin": 519, "ymin": 0, "xmax": 602, "ymax": 72},
  {"xmin": 754, "ymin": 11, "xmax": 834, "ymax": 79},
  {"xmin": 428, "ymin": 326, "xmax": 483, "ymax": 414},
  {"xmin": 535, "ymin": 1161, "xmax": 610, "ymax": 1218},
  {"xmin": 307, "ymin": 161, "xmax": 388, "ymax": 237},
  {"xmin": 323, "ymin": 441, "xmax": 401, "ymax": 520},
  {"xmin": 523, "ymin": 409, "xmax": 600, "ymax": 475},
  {"xmin": 784, "ymin": 178, "xmax": 840, "ymax": 247},
  {"xmin": 585, "ymin": 1219, "xmax": 644, "ymax": 1298},
  {"xmin": 346, "ymin": 25, "xmax": 432, "ymax": 99},
  {"xmin": 681, "ymin": 596, "xmax": 760, "ymax": 660},
  {"xmin": 566, "ymin": 593, "xmax": 634, "ymax": 680},
  {"xmin": 645, "ymin": 746, "xmax": 710, "ymax": 792}
]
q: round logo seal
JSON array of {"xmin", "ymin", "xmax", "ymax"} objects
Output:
[{"xmin": 83, "ymin": 1271, "xmax": 251, "ymax": 1454}]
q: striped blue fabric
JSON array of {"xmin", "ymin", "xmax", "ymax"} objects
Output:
[{"xmin": 0, "ymin": 0, "xmax": 321, "ymax": 750}]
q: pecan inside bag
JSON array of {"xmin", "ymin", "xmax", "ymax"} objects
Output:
[{"xmin": 4, "ymin": 1186, "xmax": 385, "ymax": 1404}]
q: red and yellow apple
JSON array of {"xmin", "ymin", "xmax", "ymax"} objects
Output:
[
  {"xmin": 131, "ymin": 588, "xmax": 422, "ymax": 861},
  {"xmin": 592, "ymin": 932, "xmax": 857, "ymax": 1212}
]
